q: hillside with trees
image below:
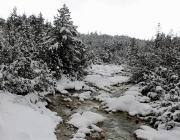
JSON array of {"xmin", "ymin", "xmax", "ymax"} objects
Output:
[
  {"xmin": 0, "ymin": 4, "xmax": 180, "ymax": 140},
  {"xmin": 0, "ymin": 5, "xmax": 88, "ymax": 95},
  {"xmin": 81, "ymin": 33, "xmax": 146, "ymax": 64}
]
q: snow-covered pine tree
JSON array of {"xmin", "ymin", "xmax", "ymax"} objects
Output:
[
  {"xmin": 0, "ymin": 10, "xmax": 56, "ymax": 95},
  {"xmin": 52, "ymin": 4, "xmax": 87, "ymax": 79},
  {"xmin": 28, "ymin": 13, "xmax": 45, "ymax": 45}
]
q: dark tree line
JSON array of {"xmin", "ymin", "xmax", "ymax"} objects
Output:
[{"xmin": 81, "ymin": 32, "xmax": 146, "ymax": 64}]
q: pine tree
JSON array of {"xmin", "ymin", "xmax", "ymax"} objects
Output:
[
  {"xmin": 0, "ymin": 10, "xmax": 56, "ymax": 95},
  {"xmin": 52, "ymin": 4, "xmax": 87, "ymax": 79}
]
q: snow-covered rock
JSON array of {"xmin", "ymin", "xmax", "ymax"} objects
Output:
[
  {"xmin": 68, "ymin": 111, "xmax": 104, "ymax": 139},
  {"xmin": 56, "ymin": 75, "xmax": 84, "ymax": 94},
  {"xmin": 73, "ymin": 91, "xmax": 91, "ymax": 102},
  {"xmin": 103, "ymin": 95, "xmax": 147, "ymax": 116}
]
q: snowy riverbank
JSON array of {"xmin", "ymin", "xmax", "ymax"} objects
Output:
[
  {"xmin": 0, "ymin": 91, "xmax": 62, "ymax": 140},
  {"xmin": 1, "ymin": 64, "xmax": 180, "ymax": 140}
]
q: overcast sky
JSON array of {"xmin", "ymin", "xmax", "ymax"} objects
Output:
[{"xmin": 0, "ymin": 0, "xmax": 179, "ymax": 39}]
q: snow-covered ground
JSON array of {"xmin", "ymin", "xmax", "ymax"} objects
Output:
[
  {"xmin": 85, "ymin": 64, "xmax": 180, "ymax": 140},
  {"xmin": 85, "ymin": 64, "xmax": 129, "ymax": 91},
  {"xmin": 0, "ymin": 91, "xmax": 62, "ymax": 140},
  {"xmin": 88, "ymin": 64, "xmax": 125, "ymax": 76},
  {"xmin": 85, "ymin": 75, "xmax": 129, "ymax": 91},
  {"xmin": 98, "ymin": 88, "xmax": 179, "ymax": 139},
  {"xmin": 135, "ymin": 125, "xmax": 180, "ymax": 140},
  {"xmin": 2, "ymin": 64, "xmax": 179, "ymax": 140}
]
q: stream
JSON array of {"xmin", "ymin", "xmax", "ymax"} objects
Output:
[
  {"xmin": 47, "ymin": 80, "xmax": 144, "ymax": 140},
  {"xmin": 46, "ymin": 68, "xmax": 145, "ymax": 140}
]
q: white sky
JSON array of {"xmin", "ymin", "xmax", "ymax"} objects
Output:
[{"xmin": 0, "ymin": 0, "xmax": 180, "ymax": 39}]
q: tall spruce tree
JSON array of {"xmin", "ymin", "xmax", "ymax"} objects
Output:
[{"xmin": 52, "ymin": 4, "xmax": 87, "ymax": 79}]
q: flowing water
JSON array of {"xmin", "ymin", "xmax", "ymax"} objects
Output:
[
  {"xmin": 47, "ymin": 82, "xmax": 143, "ymax": 140},
  {"xmin": 47, "ymin": 68, "xmax": 143, "ymax": 139}
]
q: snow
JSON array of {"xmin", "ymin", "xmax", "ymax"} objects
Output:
[
  {"xmin": 73, "ymin": 91, "xmax": 91, "ymax": 101},
  {"xmin": 135, "ymin": 125, "xmax": 180, "ymax": 140},
  {"xmin": 0, "ymin": 72, "xmax": 2, "ymax": 78},
  {"xmin": 0, "ymin": 91, "xmax": 62, "ymax": 140},
  {"xmin": 85, "ymin": 64, "xmax": 129, "ymax": 90},
  {"xmin": 147, "ymin": 92, "xmax": 158, "ymax": 99},
  {"xmin": 62, "ymin": 35, "xmax": 67, "ymax": 40},
  {"xmin": 0, "ymin": 116, "xmax": 8, "ymax": 140},
  {"xmin": 87, "ymin": 64, "xmax": 180, "ymax": 139},
  {"xmin": 128, "ymin": 86, "xmax": 142, "ymax": 92},
  {"xmin": 2, "ymin": 63, "xmax": 179, "ymax": 140},
  {"xmin": 85, "ymin": 75, "xmax": 129, "ymax": 90},
  {"xmin": 156, "ymin": 86, "xmax": 163, "ymax": 91},
  {"xmin": 60, "ymin": 27, "xmax": 66, "ymax": 33},
  {"xmin": 89, "ymin": 66, "xmax": 149, "ymax": 116},
  {"xmin": 25, "ymin": 93, "xmax": 39, "ymax": 104},
  {"xmin": 56, "ymin": 75, "xmax": 84, "ymax": 94},
  {"xmin": 68, "ymin": 111, "xmax": 104, "ymax": 139},
  {"xmin": 103, "ymin": 95, "xmax": 147, "ymax": 116},
  {"xmin": 123, "ymin": 85, "xmax": 180, "ymax": 139},
  {"xmin": 94, "ymin": 91, "xmax": 111, "ymax": 102},
  {"xmin": 123, "ymin": 90, "xmax": 142, "ymax": 96},
  {"xmin": 82, "ymin": 111, "xmax": 104, "ymax": 124},
  {"xmin": 88, "ymin": 64, "xmax": 124, "ymax": 76},
  {"xmin": 72, "ymin": 133, "xmax": 86, "ymax": 139},
  {"xmin": 123, "ymin": 90, "xmax": 150, "ymax": 103},
  {"xmin": 63, "ymin": 97, "xmax": 72, "ymax": 102},
  {"xmin": 49, "ymin": 42, "xmax": 59, "ymax": 50}
]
